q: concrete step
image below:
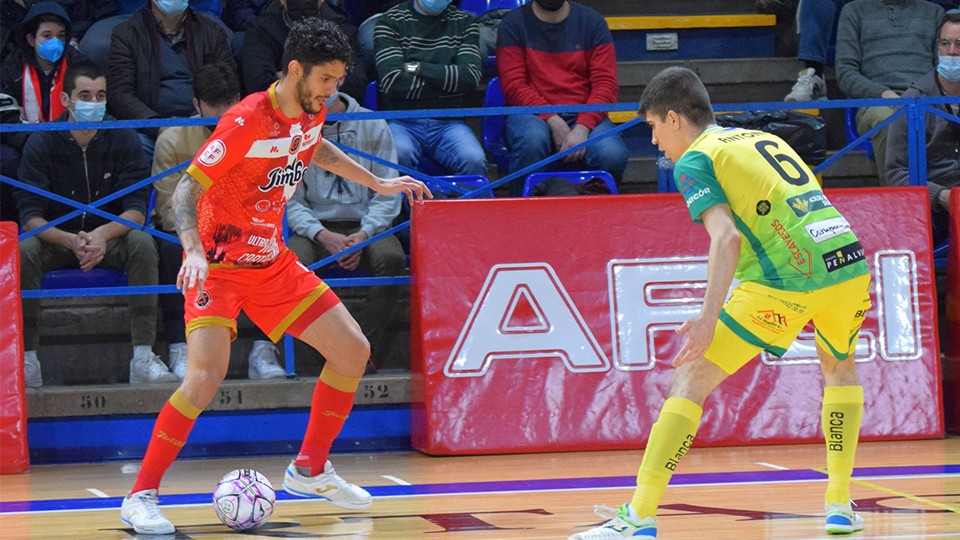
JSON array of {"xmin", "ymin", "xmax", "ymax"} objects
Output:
[{"xmin": 25, "ymin": 372, "xmax": 410, "ymax": 418}]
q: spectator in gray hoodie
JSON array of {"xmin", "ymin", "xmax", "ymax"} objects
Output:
[{"xmin": 286, "ymin": 89, "xmax": 406, "ymax": 371}]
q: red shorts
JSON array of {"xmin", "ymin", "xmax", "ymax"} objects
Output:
[{"xmin": 184, "ymin": 249, "xmax": 340, "ymax": 342}]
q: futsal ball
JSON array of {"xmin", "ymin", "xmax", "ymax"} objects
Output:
[{"xmin": 212, "ymin": 469, "xmax": 276, "ymax": 531}]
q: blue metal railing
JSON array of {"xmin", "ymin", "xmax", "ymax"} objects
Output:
[{"xmin": 2, "ymin": 96, "xmax": 954, "ymax": 376}]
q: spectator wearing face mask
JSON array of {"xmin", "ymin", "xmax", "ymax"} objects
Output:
[
  {"xmin": 496, "ymin": 0, "xmax": 627, "ymax": 195},
  {"xmin": 240, "ymin": 0, "xmax": 365, "ymax": 99},
  {"xmin": 0, "ymin": 2, "xmax": 89, "ymax": 222},
  {"xmin": 373, "ymin": 0, "xmax": 487, "ymax": 177},
  {"xmin": 150, "ymin": 62, "xmax": 287, "ymax": 381},
  {"xmin": 15, "ymin": 60, "xmax": 169, "ymax": 388},
  {"xmin": 886, "ymin": 11, "xmax": 960, "ymax": 248},
  {"xmin": 107, "ymin": 0, "xmax": 236, "ymax": 162}
]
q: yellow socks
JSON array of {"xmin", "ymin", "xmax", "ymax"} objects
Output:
[
  {"xmin": 630, "ymin": 397, "xmax": 703, "ymax": 518},
  {"xmin": 822, "ymin": 385, "xmax": 863, "ymax": 505}
]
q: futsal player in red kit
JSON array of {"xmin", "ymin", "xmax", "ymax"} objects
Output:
[{"xmin": 120, "ymin": 18, "xmax": 431, "ymax": 534}]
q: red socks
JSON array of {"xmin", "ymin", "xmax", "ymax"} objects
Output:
[
  {"xmin": 131, "ymin": 390, "xmax": 202, "ymax": 494},
  {"xmin": 294, "ymin": 367, "xmax": 360, "ymax": 476}
]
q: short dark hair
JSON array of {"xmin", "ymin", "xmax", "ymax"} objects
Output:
[
  {"xmin": 640, "ymin": 66, "xmax": 716, "ymax": 127},
  {"xmin": 25, "ymin": 13, "xmax": 68, "ymax": 39},
  {"xmin": 280, "ymin": 18, "xmax": 354, "ymax": 76},
  {"xmin": 63, "ymin": 61, "xmax": 104, "ymax": 96},
  {"xmin": 192, "ymin": 63, "xmax": 240, "ymax": 106},
  {"xmin": 938, "ymin": 12, "xmax": 960, "ymax": 37}
]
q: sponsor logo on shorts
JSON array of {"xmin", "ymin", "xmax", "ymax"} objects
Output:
[
  {"xmin": 195, "ymin": 290, "xmax": 212, "ymax": 309},
  {"xmin": 804, "ymin": 216, "xmax": 851, "ymax": 244},
  {"xmin": 786, "ymin": 190, "xmax": 833, "ymax": 217},
  {"xmin": 822, "ymin": 241, "xmax": 865, "ymax": 272},
  {"xmin": 198, "ymin": 139, "xmax": 226, "ymax": 166},
  {"xmin": 756, "ymin": 200, "xmax": 771, "ymax": 216},
  {"xmin": 750, "ymin": 309, "xmax": 789, "ymax": 335}
]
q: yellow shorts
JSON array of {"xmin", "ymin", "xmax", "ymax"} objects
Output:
[{"xmin": 704, "ymin": 273, "xmax": 872, "ymax": 374}]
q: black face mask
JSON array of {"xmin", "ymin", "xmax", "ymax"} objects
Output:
[
  {"xmin": 286, "ymin": 0, "xmax": 319, "ymax": 21},
  {"xmin": 534, "ymin": 0, "xmax": 565, "ymax": 12}
]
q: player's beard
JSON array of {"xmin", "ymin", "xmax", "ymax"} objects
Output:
[{"xmin": 296, "ymin": 75, "xmax": 323, "ymax": 115}]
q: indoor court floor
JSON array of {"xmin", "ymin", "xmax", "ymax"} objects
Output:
[{"xmin": 1, "ymin": 437, "xmax": 958, "ymax": 539}]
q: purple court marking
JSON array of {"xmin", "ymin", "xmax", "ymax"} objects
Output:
[{"xmin": 2, "ymin": 463, "xmax": 957, "ymax": 514}]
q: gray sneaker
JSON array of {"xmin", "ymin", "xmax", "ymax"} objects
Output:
[
  {"xmin": 129, "ymin": 350, "xmax": 179, "ymax": 384},
  {"xmin": 23, "ymin": 350, "xmax": 42, "ymax": 389},
  {"xmin": 248, "ymin": 340, "xmax": 285, "ymax": 380},
  {"xmin": 168, "ymin": 342, "xmax": 187, "ymax": 380},
  {"xmin": 785, "ymin": 67, "xmax": 826, "ymax": 102}
]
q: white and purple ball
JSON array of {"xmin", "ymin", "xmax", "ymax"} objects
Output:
[{"xmin": 212, "ymin": 469, "xmax": 276, "ymax": 531}]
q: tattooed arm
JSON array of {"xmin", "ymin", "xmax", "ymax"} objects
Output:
[
  {"xmin": 312, "ymin": 139, "xmax": 432, "ymax": 202},
  {"xmin": 171, "ymin": 172, "xmax": 209, "ymax": 292}
]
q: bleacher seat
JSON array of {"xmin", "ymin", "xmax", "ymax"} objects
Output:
[
  {"xmin": 605, "ymin": 14, "xmax": 775, "ymax": 62},
  {"xmin": 844, "ymin": 108, "xmax": 875, "ymax": 161},
  {"xmin": 460, "ymin": 0, "xmax": 528, "ymax": 17},
  {"xmin": 522, "ymin": 170, "xmax": 617, "ymax": 197},
  {"xmin": 41, "ymin": 268, "xmax": 127, "ymax": 289},
  {"xmin": 427, "ymin": 174, "xmax": 494, "ymax": 198},
  {"xmin": 481, "ymin": 77, "xmax": 509, "ymax": 173}
]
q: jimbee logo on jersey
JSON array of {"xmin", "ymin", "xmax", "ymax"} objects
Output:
[
  {"xmin": 195, "ymin": 291, "xmax": 212, "ymax": 309},
  {"xmin": 260, "ymin": 159, "xmax": 306, "ymax": 192},
  {"xmin": 823, "ymin": 241, "xmax": 865, "ymax": 272},
  {"xmin": 199, "ymin": 140, "xmax": 226, "ymax": 166}
]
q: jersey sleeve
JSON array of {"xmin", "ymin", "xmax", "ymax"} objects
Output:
[
  {"xmin": 186, "ymin": 109, "xmax": 254, "ymax": 190},
  {"xmin": 673, "ymin": 150, "xmax": 727, "ymax": 223}
]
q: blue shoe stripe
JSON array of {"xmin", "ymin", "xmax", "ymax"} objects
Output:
[
  {"xmin": 633, "ymin": 526, "xmax": 657, "ymax": 537},
  {"xmin": 826, "ymin": 515, "xmax": 852, "ymax": 526}
]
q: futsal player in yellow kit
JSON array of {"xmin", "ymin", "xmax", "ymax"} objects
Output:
[{"xmin": 569, "ymin": 66, "xmax": 871, "ymax": 539}]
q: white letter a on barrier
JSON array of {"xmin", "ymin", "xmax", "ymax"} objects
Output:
[{"xmin": 444, "ymin": 263, "xmax": 609, "ymax": 377}]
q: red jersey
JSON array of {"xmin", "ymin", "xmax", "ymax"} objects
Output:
[{"xmin": 186, "ymin": 83, "xmax": 325, "ymax": 266}]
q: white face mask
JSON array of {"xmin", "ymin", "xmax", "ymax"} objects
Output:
[
  {"xmin": 154, "ymin": 0, "xmax": 188, "ymax": 17},
  {"xmin": 938, "ymin": 54, "xmax": 960, "ymax": 82}
]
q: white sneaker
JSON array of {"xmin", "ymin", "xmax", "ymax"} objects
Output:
[
  {"xmin": 120, "ymin": 489, "xmax": 175, "ymax": 534},
  {"xmin": 569, "ymin": 504, "xmax": 657, "ymax": 539},
  {"xmin": 825, "ymin": 502, "xmax": 864, "ymax": 534},
  {"xmin": 282, "ymin": 460, "xmax": 373, "ymax": 509},
  {"xmin": 23, "ymin": 350, "xmax": 42, "ymax": 389},
  {"xmin": 129, "ymin": 350, "xmax": 179, "ymax": 384},
  {"xmin": 168, "ymin": 342, "xmax": 187, "ymax": 380},
  {"xmin": 784, "ymin": 67, "xmax": 827, "ymax": 102},
  {"xmin": 248, "ymin": 340, "xmax": 285, "ymax": 380}
]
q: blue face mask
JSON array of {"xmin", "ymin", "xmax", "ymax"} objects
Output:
[
  {"xmin": 418, "ymin": 0, "xmax": 452, "ymax": 15},
  {"xmin": 325, "ymin": 92, "xmax": 339, "ymax": 110},
  {"xmin": 938, "ymin": 55, "xmax": 960, "ymax": 82},
  {"xmin": 155, "ymin": 0, "xmax": 189, "ymax": 17},
  {"xmin": 70, "ymin": 99, "xmax": 107, "ymax": 123},
  {"xmin": 36, "ymin": 38, "xmax": 64, "ymax": 63}
]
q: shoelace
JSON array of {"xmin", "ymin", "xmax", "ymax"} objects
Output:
[
  {"xmin": 593, "ymin": 504, "xmax": 619, "ymax": 520},
  {"xmin": 137, "ymin": 494, "xmax": 165, "ymax": 520}
]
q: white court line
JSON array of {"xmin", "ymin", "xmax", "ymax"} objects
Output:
[
  {"xmin": 381, "ymin": 475, "xmax": 411, "ymax": 486},
  {"xmin": 85, "ymin": 488, "xmax": 109, "ymax": 498},
  {"xmin": 755, "ymin": 461, "xmax": 790, "ymax": 470}
]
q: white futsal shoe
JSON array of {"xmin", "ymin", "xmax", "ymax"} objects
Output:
[
  {"xmin": 825, "ymin": 502, "xmax": 864, "ymax": 534},
  {"xmin": 282, "ymin": 460, "xmax": 373, "ymax": 509},
  {"xmin": 120, "ymin": 489, "xmax": 175, "ymax": 534},
  {"xmin": 569, "ymin": 504, "xmax": 657, "ymax": 539}
]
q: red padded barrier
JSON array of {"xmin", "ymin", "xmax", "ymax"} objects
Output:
[
  {"xmin": 411, "ymin": 188, "xmax": 942, "ymax": 455},
  {"xmin": 0, "ymin": 221, "xmax": 28, "ymax": 473},
  {"xmin": 945, "ymin": 189, "xmax": 960, "ymax": 433}
]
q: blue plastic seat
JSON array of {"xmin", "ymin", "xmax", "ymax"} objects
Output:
[
  {"xmin": 481, "ymin": 77, "xmax": 509, "ymax": 174},
  {"xmin": 934, "ymin": 239, "xmax": 949, "ymax": 269},
  {"xmin": 460, "ymin": 0, "xmax": 528, "ymax": 16},
  {"xmin": 844, "ymin": 107, "xmax": 875, "ymax": 161},
  {"xmin": 522, "ymin": 170, "xmax": 617, "ymax": 197},
  {"xmin": 426, "ymin": 174, "xmax": 495, "ymax": 198},
  {"xmin": 41, "ymin": 268, "xmax": 128, "ymax": 289}
]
